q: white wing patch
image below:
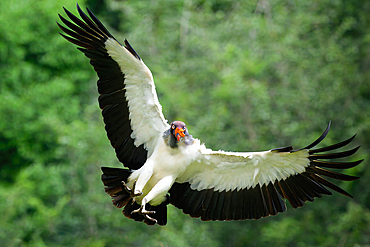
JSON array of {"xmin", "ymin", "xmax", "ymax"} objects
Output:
[
  {"xmin": 182, "ymin": 147, "xmax": 310, "ymax": 192},
  {"xmin": 105, "ymin": 38, "xmax": 169, "ymax": 155}
]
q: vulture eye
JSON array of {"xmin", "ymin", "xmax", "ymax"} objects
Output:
[{"xmin": 172, "ymin": 125, "xmax": 175, "ymax": 129}]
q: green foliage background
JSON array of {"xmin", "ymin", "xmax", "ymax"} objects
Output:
[{"xmin": 1, "ymin": 0, "xmax": 369, "ymax": 246}]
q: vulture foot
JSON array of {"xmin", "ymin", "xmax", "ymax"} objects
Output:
[
  {"xmin": 122, "ymin": 180, "xmax": 143, "ymax": 202},
  {"xmin": 131, "ymin": 204, "xmax": 157, "ymax": 223}
]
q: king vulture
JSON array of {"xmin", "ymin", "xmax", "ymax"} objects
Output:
[{"xmin": 57, "ymin": 4, "xmax": 363, "ymax": 226}]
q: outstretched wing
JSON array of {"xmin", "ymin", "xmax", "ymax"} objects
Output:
[
  {"xmin": 57, "ymin": 5, "xmax": 169, "ymax": 169},
  {"xmin": 170, "ymin": 123, "xmax": 363, "ymax": 220}
]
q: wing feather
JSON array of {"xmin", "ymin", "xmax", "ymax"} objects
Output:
[
  {"xmin": 170, "ymin": 124, "xmax": 362, "ymax": 221},
  {"xmin": 58, "ymin": 5, "xmax": 169, "ymax": 169}
]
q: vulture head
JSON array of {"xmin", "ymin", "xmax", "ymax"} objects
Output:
[
  {"xmin": 171, "ymin": 121, "xmax": 187, "ymax": 141},
  {"xmin": 166, "ymin": 121, "xmax": 194, "ymax": 148}
]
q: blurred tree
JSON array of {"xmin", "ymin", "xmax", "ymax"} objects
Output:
[{"xmin": 0, "ymin": 0, "xmax": 369, "ymax": 246}]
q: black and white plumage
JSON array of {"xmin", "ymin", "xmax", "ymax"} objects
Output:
[{"xmin": 58, "ymin": 5, "xmax": 363, "ymax": 226}]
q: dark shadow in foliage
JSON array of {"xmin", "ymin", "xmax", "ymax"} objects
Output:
[{"xmin": 0, "ymin": 136, "xmax": 32, "ymax": 183}]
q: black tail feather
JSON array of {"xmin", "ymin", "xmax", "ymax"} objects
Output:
[
  {"xmin": 101, "ymin": 167, "xmax": 132, "ymax": 208},
  {"xmin": 123, "ymin": 198, "xmax": 145, "ymax": 222},
  {"xmin": 101, "ymin": 167, "xmax": 169, "ymax": 225},
  {"xmin": 122, "ymin": 198, "xmax": 169, "ymax": 226}
]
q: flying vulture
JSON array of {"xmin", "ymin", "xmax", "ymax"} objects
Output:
[{"xmin": 58, "ymin": 5, "xmax": 363, "ymax": 226}]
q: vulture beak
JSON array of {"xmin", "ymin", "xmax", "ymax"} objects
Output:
[{"xmin": 174, "ymin": 127, "xmax": 186, "ymax": 141}]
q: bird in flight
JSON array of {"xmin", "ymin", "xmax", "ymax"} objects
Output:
[{"xmin": 58, "ymin": 4, "xmax": 363, "ymax": 226}]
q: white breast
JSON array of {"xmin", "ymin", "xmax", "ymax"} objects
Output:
[
  {"xmin": 128, "ymin": 136, "xmax": 202, "ymax": 199},
  {"xmin": 150, "ymin": 138, "xmax": 202, "ymax": 179}
]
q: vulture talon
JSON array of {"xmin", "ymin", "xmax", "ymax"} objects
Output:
[
  {"xmin": 131, "ymin": 205, "xmax": 157, "ymax": 222},
  {"xmin": 144, "ymin": 214, "xmax": 157, "ymax": 223},
  {"xmin": 121, "ymin": 181, "xmax": 132, "ymax": 194},
  {"xmin": 122, "ymin": 180, "xmax": 142, "ymax": 198},
  {"xmin": 131, "ymin": 205, "xmax": 155, "ymax": 215}
]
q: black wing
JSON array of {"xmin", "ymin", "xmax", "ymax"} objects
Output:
[
  {"xmin": 58, "ymin": 4, "xmax": 168, "ymax": 169},
  {"xmin": 170, "ymin": 126, "xmax": 362, "ymax": 220}
]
